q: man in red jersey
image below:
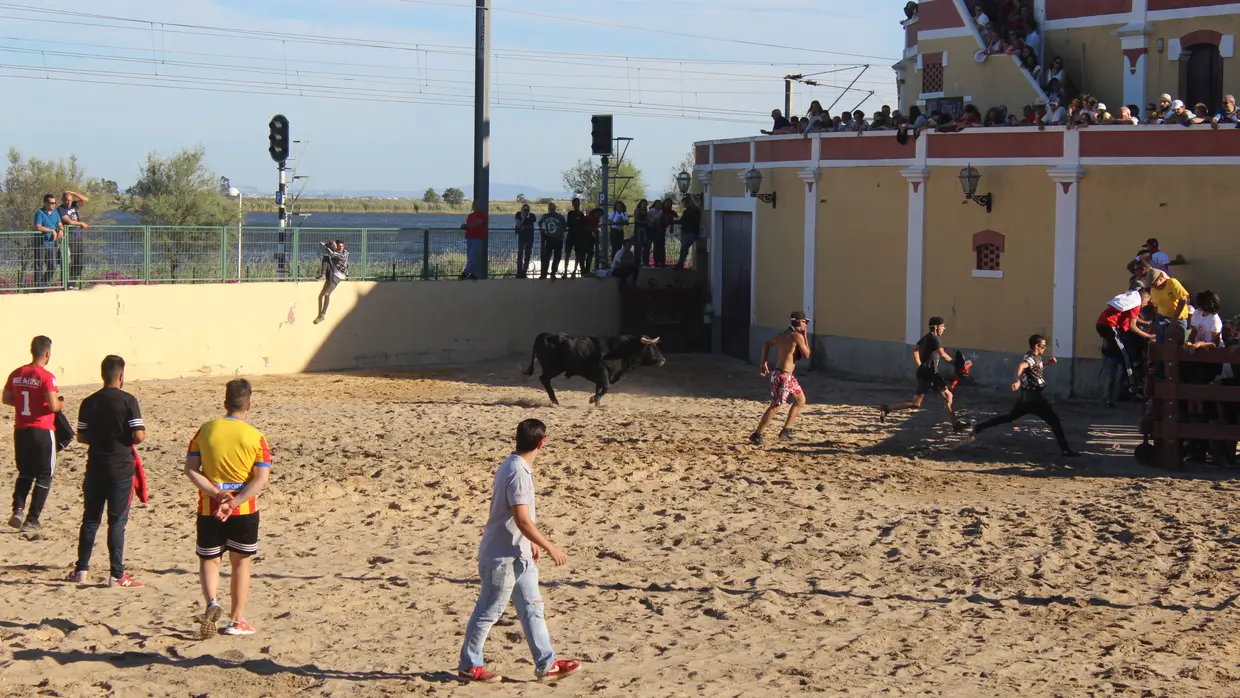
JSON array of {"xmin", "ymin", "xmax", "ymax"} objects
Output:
[
  {"xmin": 460, "ymin": 203, "xmax": 489, "ymax": 280},
  {"xmin": 3, "ymin": 336, "xmax": 63, "ymax": 533}
]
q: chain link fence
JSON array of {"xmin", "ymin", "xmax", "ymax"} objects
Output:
[{"xmin": 0, "ymin": 223, "xmax": 689, "ymax": 291}]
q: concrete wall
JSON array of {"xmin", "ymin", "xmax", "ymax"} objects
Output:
[
  {"xmin": 753, "ymin": 167, "xmax": 805, "ymax": 329},
  {"xmin": 921, "ymin": 36, "xmax": 1043, "ymax": 110},
  {"xmin": 1044, "ymin": 26, "xmax": 1124, "ymax": 102},
  {"xmin": 816, "ymin": 167, "xmax": 908, "ymax": 343},
  {"xmin": 923, "ymin": 166, "xmax": 1056, "ymax": 355},
  {"xmin": 0, "ymin": 280, "xmax": 621, "ymax": 386},
  {"xmin": 1149, "ymin": 16, "xmax": 1240, "ymax": 103}
]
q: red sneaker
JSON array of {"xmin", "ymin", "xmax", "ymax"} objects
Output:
[
  {"xmin": 458, "ymin": 666, "xmax": 501, "ymax": 683},
  {"xmin": 537, "ymin": 659, "xmax": 581, "ymax": 681},
  {"xmin": 109, "ymin": 573, "xmax": 144, "ymax": 588},
  {"xmin": 221, "ymin": 620, "xmax": 256, "ymax": 636}
]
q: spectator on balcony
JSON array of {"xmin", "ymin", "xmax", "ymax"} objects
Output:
[
  {"xmin": 762, "ymin": 109, "xmax": 791, "ymax": 135},
  {"xmin": 908, "ymin": 105, "xmax": 928, "ymax": 130},
  {"xmin": 1163, "ymin": 100, "xmax": 1192, "ymax": 126},
  {"xmin": 514, "ymin": 204, "xmax": 537, "ymax": 279},
  {"xmin": 580, "ymin": 205, "xmax": 602, "ymax": 274},
  {"xmin": 957, "ymin": 104, "xmax": 983, "ymax": 129},
  {"xmin": 34, "ymin": 194, "xmax": 63, "ymax": 288},
  {"xmin": 851, "ymin": 110, "xmax": 868, "ymax": 131},
  {"xmin": 972, "ymin": 3, "xmax": 991, "ymax": 31},
  {"xmin": 870, "ymin": 111, "xmax": 890, "ymax": 130},
  {"xmin": 1044, "ymin": 57, "xmax": 1066, "ymax": 90},
  {"xmin": 608, "ymin": 201, "xmax": 628, "ymax": 258},
  {"xmin": 652, "ymin": 198, "xmax": 676, "ymax": 268},
  {"xmin": 1040, "ymin": 97, "xmax": 1066, "ymax": 125},
  {"xmin": 675, "ymin": 196, "xmax": 701, "ymax": 271},
  {"xmin": 1019, "ymin": 45, "xmax": 1039, "ymax": 74},
  {"xmin": 58, "ymin": 191, "xmax": 90, "ymax": 289},
  {"xmin": 1214, "ymin": 94, "xmax": 1239, "ymax": 125},
  {"xmin": 804, "ymin": 101, "xmax": 828, "ymax": 133},
  {"xmin": 904, "ymin": 1, "xmax": 918, "ymax": 20},
  {"xmin": 1190, "ymin": 103, "xmax": 1210, "ymax": 125},
  {"xmin": 831, "ymin": 115, "xmax": 843, "ymax": 131},
  {"xmin": 838, "ymin": 111, "xmax": 853, "ymax": 131},
  {"xmin": 564, "ymin": 197, "xmax": 586, "ymax": 277},
  {"xmin": 1153, "ymin": 94, "xmax": 1172, "ymax": 120},
  {"xmin": 1044, "ymin": 78, "xmax": 1064, "ymax": 108},
  {"xmin": 1021, "ymin": 103, "xmax": 1038, "ymax": 124},
  {"xmin": 631, "ymin": 199, "xmax": 650, "ymax": 271},
  {"xmin": 1111, "ymin": 106, "xmax": 1138, "ymax": 125},
  {"xmin": 460, "ymin": 203, "xmax": 488, "ymax": 281},
  {"xmin": 538, "ymin": 202, "xmax": 568, "ymax": 280}
]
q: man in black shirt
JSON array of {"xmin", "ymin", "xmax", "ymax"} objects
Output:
[
  {"xmin": 880, "ymin": 316, "xmax": 969, "ymax": 432},
  {"xmin": 674, "ymin": 197, "xmax": 702, "ymax": 270},
  {"xmin": 972, "ymin": 335, "xmax": 1077, "ymax": 457},
  {"xmin": 68, "ymin": 355, "xmax": 147, "ymax": 587},
  {"xmin": 564, "ymin": 198, "xmax": 586, "ymax": 277}
]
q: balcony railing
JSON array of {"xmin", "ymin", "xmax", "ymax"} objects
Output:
[{"xmin": 0, "ymin": 225, "xmax": 686, "ymax": 292}]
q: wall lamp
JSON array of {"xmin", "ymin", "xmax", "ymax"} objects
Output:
[
  {"xmin": 676, "ymin": 170, "xmax": 703, "ymax": 206},
  {"xmin": 958, "ymin": 164, "xmax": 993, "ymax": 213},
  {"xmin": 744, "ymin": 168, "xmax": 777, "ymax": 208}
]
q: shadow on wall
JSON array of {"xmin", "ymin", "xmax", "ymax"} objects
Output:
[{"xmin": 0, "ymin": 279, "xmax": 622, "ymax": 386}]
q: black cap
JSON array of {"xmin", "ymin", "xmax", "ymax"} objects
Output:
[
  {"xmin": 928, "ymin": 316, "xmax": 945, "ymax": 327},
  {"xmin": 790, "ymin": 311, "xmax": 808, "ymax": 322},
  {"xmin": 1146, "ymin": 237, "xmax": 1159, "ymax": 248}
]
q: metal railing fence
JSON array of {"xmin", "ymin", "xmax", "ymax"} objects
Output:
[{"xmin": 0, "ymin": 225, "xmax": 687, "ymax": 291}]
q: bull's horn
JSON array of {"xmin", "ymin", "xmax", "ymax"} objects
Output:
[{"xmin": 641, "ymin": 336, "xmax": 661, "ymax": 345}]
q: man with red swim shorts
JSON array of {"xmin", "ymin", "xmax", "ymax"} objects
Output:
[{"xmin": 750, "ymin": 311, "xmax": 811, "ymax": 446}]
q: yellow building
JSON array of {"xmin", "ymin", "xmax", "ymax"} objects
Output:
[{"xmin": 693, "ymin": 0, "xmax": 1240, "ymax": 396}]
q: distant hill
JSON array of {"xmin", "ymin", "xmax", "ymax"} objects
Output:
[{"xmin": 234, "ymin": 183, "xmax": 574, "ymax": 201}]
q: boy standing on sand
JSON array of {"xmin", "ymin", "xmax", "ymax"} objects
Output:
[
  {"xmin": 458, "ymin": 419, "xmax": 580, "ymax": 683},
  {"xmin": 750, "ymin": 311, "xmax": 812, "ymax": 446}
]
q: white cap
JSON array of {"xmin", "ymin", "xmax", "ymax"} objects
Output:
[
  {"xmin": 1096, "ymin": 103, "xmax": 1107, "ymax": 111},
  {"xmin": 1172, "ymin": 99, "xmax": 1186, "ymax": 110}
]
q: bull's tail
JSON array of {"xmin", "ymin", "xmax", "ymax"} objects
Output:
[{"xmin": 521, "ymin": 337, "xmax": 541, "ymax": 378}]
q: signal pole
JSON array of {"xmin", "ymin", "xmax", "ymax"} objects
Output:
[
  {"xmin": 598, "ymin": 154, "xmax": 609, "ymax": 269},
  {"xmin": 277, "ymin": 162, "xmax": 287, "ymax": 277},
  {"xmin": 473, "ymin": 0, "xmax": 491, "ymax": 278}
]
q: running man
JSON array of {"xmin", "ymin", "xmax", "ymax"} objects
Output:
[
  {"xmin": 880, "ymin": 317, "xmax": 969, "ymax": 432},
  {"xmin": 69, "ymin": 355, "xmax": 147, "ymax": 587},
  {"xmin": 4, "ymin": 336, "xmax": 63, "ymax": 533},
  {"xmin": 971, "ymin": 334, "xmax": 1079, "ymax": 457},
  {"xmin": 1096, "ymin": 282, "xmax": 1153, "ymax": 406},
  {"xmin": 314, "ymin": 239, "xmax": 348, "ymax": 325},
  {"xmin": 458, "ymin": 419, "xmax": 580, "ymax": 683},
  {"xmin": 750, "ymin": 311, "xmax": 811, "ymax": 446},
  {"xmin": 183, "ymin": 379, "xmax": 272, "ymax": 639}
]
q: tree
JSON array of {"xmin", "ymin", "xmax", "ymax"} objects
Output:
[
  {"xmin": 0, "ymin": 149, "xmax": 103, "ymax": 286},
  {"xmin": 100, "ymin": 179, "xmax": 120, "ymax": 197},
  {"xmin": 516, "ymin": 193, "xmax": 527, "ymax": 203},
  {"xmin": 662, "ymin": 150, "xmax": 697, "ymax": 202},
  {"xmin": 423, "ymin": 187, "xmax": 440, "ymax": 204},
  {"xmin": 561, "ymin": 157, "xmax": 648, "ymax": 213},
  {"xmin": 122, "ymin": 147, "xmax": 233, "ymax": 226},
  {"xmin": 442, "ymin": 187, "xmax": 466, "ymax": 206},
  {"xmin": 121, "ymin": 147, "xmax": 234, "ymax": 279}
]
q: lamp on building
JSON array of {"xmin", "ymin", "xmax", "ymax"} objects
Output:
[
  {"xmin": 1157, "ymin": 38, "xmax": 1165, "ymax": 54},
  {"xmin": 744, "ymin": 167, "xmax": 777, "ymax": 208},
  {"xmin": 957, "ymin": 165, "xmax": 992, "ymax": 212},
  {"xmin": 676, "ymin": 170, "xmax": 703, "ymax": 206}
]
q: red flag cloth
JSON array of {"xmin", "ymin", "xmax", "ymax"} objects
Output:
[{"xmin": 132, "ymin": 446, "xmax": 149, "ymax": 504}]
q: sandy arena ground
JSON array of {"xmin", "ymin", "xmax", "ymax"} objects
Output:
[{"xmin": 2, "ymin": 356, "xmax": 1240, "ymax": 697}]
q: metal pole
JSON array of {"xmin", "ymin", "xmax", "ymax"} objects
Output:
[
  {"xmin": 277, "ymin": 163, "xmax": 288, "ymax": 278},
  {"xmin": 784, "ymin": 78, "xmax": 793, "ymax": 117},
  {"xmin": 474, "ymin": 0, "xmax": 491, "ymax": 278},
  {"xmin": 237, "ymin": 192, "xmax": 243, "ymax": 280},
  {"xmin": 598, "ymin": 154, "xmax": 609, "ymax": 269}
]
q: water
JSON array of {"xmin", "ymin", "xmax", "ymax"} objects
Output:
[{"xmin": 104, "ymin": 210, "xmax": 469, "ymax": 230}]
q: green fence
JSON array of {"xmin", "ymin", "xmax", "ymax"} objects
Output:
[{"xmin": 0, "ymin": 225, "xmax": 686, "ymax": 292}]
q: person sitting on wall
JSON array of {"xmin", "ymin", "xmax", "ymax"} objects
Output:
[{"xmin": 611, "ymin": 238, "xmax": 637, "ymax": 286}]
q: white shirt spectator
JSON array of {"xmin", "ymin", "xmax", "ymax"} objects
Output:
[
  {"xmin": 1026, "ymin": 30, "xmax": 1041, "ymax": 57},
  {"xmin": 1137, "ymin": 250, "xmax": 1171, "ymax": 273},
  {"xmin": 1041, "ymin": 105, "xmax": 1067, "ymax": 124},
  {"xmin": 1190, "ymin": 309, "xmax": 1223, "ymax": 344}
]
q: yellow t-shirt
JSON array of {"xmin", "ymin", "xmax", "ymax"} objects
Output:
[
  {"xmin": 1150, "ymin": 278, "xmax": 1190, "ymax": 320},
  {"xmin": 187, "ymin": 417, "xmax": 272, "ymax": 516}
]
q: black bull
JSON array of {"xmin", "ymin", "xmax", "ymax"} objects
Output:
[{"xmin": 522, "ymin": 333, "xmax": 666, "ymax": 405}]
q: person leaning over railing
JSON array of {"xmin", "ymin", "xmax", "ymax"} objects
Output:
[
  {"xmin": 460, "ymin": 203, "xmax": 488, "ymax": 281},
  {"xmin": 33, "ymin": 194, "xmax": 64, "ymax": 289},
  {"xmin": 58, "ymin": 191, "xmax": 90, "ymax": 289}
]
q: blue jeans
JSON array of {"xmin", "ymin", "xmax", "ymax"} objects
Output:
[
  {"xmin": 1155, "ymin": 316, "xmax": 1188, "ymax": 344},
  {"xmin": 463, "ymin": 238, "xmax": 485, "ymax": 278},
  {"xmin": 459, "ymin": 559, "xmax": 555, "ymax": 674}
]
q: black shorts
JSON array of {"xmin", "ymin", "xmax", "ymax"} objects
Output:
[
  {"xmin": 196, "ymin": 512, "xmax": 260, "ymax": 559},
  {"xmin": 15, "ymin": 428, "xmax": 55, "ymax": 481},
  {"xmin": 914, "ymin": 370, "xmax": 948, "ymax": 396}
]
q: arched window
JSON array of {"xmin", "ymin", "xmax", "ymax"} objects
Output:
[{"xmin": 972, "ymin": 230, "xmax": 1004, "ymax": 278}]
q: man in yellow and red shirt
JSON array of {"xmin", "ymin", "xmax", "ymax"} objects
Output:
[{"xmin": 183, "ymin": 378, "xmax": 271, "ymax": 639}]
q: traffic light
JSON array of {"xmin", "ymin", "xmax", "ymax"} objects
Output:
[
  {"xmin": 268, "ymin": 114, "xmax": 290, "ymax": 163},
  {"xmin": 591, "ymin": 115, "xmax": 612, "ymax": 156}
]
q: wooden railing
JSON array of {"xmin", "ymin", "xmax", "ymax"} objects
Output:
[{"xmin": 1139, "ymin": 338, "xmax": 1240, "ymax": 468}]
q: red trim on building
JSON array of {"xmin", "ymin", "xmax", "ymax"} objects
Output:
[
  {"xmin": 972, "ymin": 230, "xmax": 1005, "ymax": 252},
  {"xmin": 819, "ymin": 136, "xmax": 915, "ymax": 161},
  {"xmin": 922, "ymin": 51, "xmax": 944, "ymax": 65},
  {"xmin": 1180, "ymin": 29, "xmax": 1223, "ymax": 48},
  {"xmin": 1123, "ymin": 48, "xmax": 1148, "ymax": 74},
  {"xmin": 1150, "ymin": 0, "xmax": 1236, "ymax": 10},
  {"xmin": 916, "ymin": 0, "xmax": 965, "ymax": 31},
  {"xmin": 714, "ymin": 142, "xmax": 750, "ymax": 164},
  {"xmin": 1081, "ymin": 129, "xmax": 1240, "ymax": 157},
  {"xmin": 695, "ymin": 145, "xmax": 710, "ymax": 166},
  {"xmin": 906, "ymin": 22, "xmax": 918, "ymax": 49},
  {"xmin": 927, "ymin": 131, "xmax": 1064, "ymax": 159},
  {"xmin": 1046, "ymin": 0, "xmax": 1131, "ymax": 19},
  {"xmin": 755, "ymin": 138, "xmax": 812, "ymax": 163}
]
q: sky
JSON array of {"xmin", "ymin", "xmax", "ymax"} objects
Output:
[{"xmin": 0, "ymin": 0, "xmax": 903, "ymax": 197}]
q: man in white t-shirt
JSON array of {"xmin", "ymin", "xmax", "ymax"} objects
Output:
[
  {"xmin": 1137, "ymin": 238, "xmax": 1184, "ymax": 276},
  {"xmin": 1041, "ymin": 98, "xmax": 1067, "ymax": 125}
]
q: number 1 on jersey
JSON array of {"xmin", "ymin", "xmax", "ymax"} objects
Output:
[{"xmin": 19, "ymin": 391, "xmax": 31, "ymax": 417}]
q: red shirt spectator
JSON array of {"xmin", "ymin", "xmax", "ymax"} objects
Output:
[
  {"xmin": 1097, "ymin": 289, "xmax": 1144, "ymax": 332},
  {"xmin": 464, "ymin": 211, "xmax": 488, "ymax": 240}
]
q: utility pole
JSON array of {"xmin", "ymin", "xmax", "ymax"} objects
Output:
[
  {"xmin": 784, "ymin": 76, "xmax": 795, "ymax": 117},
  {"xmin": 473, "ymin": 0, "xmax": 491, "ymax": 278},
  {"xmin": 598, "ymin": 154, "xmax": 609, "ymax": 270}
]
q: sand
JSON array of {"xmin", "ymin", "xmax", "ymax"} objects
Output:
[{"xmin": 2, "ymin": 356, "xmax": 1240, "ymax": 697}]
